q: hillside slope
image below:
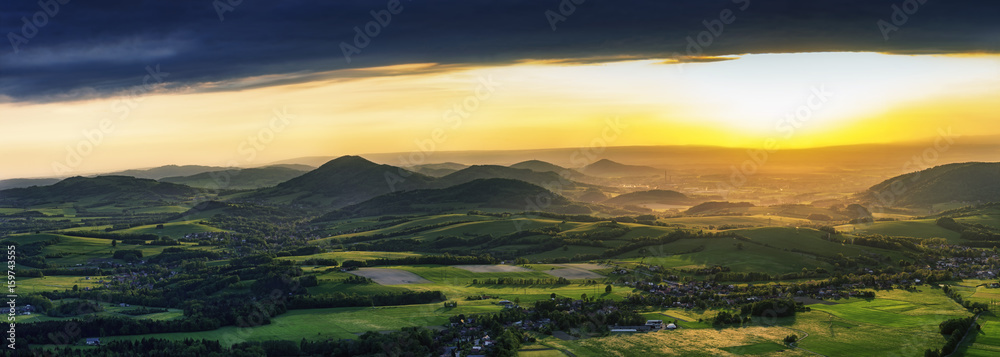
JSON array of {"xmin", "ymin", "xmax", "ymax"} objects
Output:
[
  {"xmin": 0, "ymin": 176, "xmax": 198, "ymax": 206},
  {"xmin": 160, "ymin": 166, "xmax": 308, "ymax": 190},
  {"xmin": 432, "ymin": 165, "xmax": 589, "ymax": 190},
  {"xmin": 250, "ymin": 156, "xmax": 435, "ymax": 208},
  {"xmin": 866, "ymin": 162, "xmax": 1000, "ymax": 206},
  {"xmin": 317, "ymin": 178, "xmax": 572, "ymax": 219}
]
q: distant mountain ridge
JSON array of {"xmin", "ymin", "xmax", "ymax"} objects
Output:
[
  {"xmin": 105, "ymin": 165, "xmax": 228, "ymax": 180},
  {"xmin": 247, "ymin": 157, "xmax": 597, "ymax": 209},
  {"xmin": 0, "ymin": 176, "xmax": 198, "ymax": 206},
  {"xmin": 866, "ymin": 162, "xmax": 1000, "ymax": 206},
  {"xmin": 580, "ymin": 159, "xmax": 661, "ymax": 178},
  {"xmin": 249, "ymin": 155, "xmax": 436, "ymax": 208},
  {"xmin": 159, "ymin": 166, "xmax": 310, "ymax": 190},
  {"xmin": 0, "ymin": 178, "xmax": 61, "ymax": 191}
]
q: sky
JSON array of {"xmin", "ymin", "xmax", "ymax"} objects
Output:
[{"xmin": 1, "ymin": 0, "xmax": 998, "ymax": 179}]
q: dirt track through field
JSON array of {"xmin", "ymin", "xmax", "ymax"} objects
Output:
[{"xmin": 348, "ymin": 268, "xmax": 431, "ymax": 285}]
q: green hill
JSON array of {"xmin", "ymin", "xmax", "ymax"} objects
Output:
[
  {"xmin": 685, "ymin": 201, "xmax": 755, "ymax": 215},
  {"xmin": 318, "ymin": 178, "xmax": 572, "ymax": 219},
  {"xmin": 866, "ymin": 162, "xmax": 1000, "ymax": 206},
  {"xmin": 510, "ymin": 160, "xmax": 600, "ymax": 183},
  {"xmin": 159, "ymin": 166, "xmax": 308, "ymax": 189},
  {"xmin": 104, "ymin": 164, "xmax": 226, "ymax": 180},
  {"xmin": 433, "ymin": 165, "xmax": 589, "ymax": 190},
  {"xmin": 580, "ymin": 159, "xmax": 661, "ymax": 178},
  {"xmin": 250, "ymin": 155, "xmax": 435, "ymax": 208},
  {"xmin": 604, "ymin": 189, "xmax": 691, "ymax": 206},
  {"xmin": 0, "ymin": 176, "xmax": 198, "ymax": 206},
  {"xmin": 0, "ymin": 178, "xmax": 61, "ymax": 190}
]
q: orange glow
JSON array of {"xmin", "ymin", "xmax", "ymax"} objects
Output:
[{"xmin": 1, "ymin": 52, "xmax": 998, "ymax": 179}]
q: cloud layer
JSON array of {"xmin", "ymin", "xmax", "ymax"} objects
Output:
[{"xmin": 2, "ymin": 0, "xmax": 997, "ymax": 102}]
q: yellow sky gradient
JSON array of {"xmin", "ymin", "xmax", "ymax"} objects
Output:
[{"xmin": 1, "ymin": 52, "xmax": 998, "ymax": 179}]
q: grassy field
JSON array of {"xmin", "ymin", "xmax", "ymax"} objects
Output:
[
  {"xmin": 277, "ymin": 250, "xmax": 425, "ymax": 264},
  {"xmin": 954, "ymin": 207, "xmax": 1000, "ymax": 229},
  {"xmin": 617, "ymin": 235, "xmax": 831, "ymax": 274},
  {"xmin": 538, "ymin": 288, "xmax": 967, "ymax": 356},
  {"xmin": 16, "ymin": 275, "xmax": 105, "ymax": 294},
  {"xmin": 808, "ymin": 288, "xmax": 967, "ymax": 328},
  {"xmin": 15, "ymin": 300, "xmax": 183, "ymax": 323},
  {"xmin": 119, "ymin": 220, "xmax": 228, "ymax": 238},
  {"xmin": 950, "ymin": 279, "xmax": 1000, "ymax": 356},
  {"xmin": 958, "ymin": 312, "xmax": 1000, "ymax": 357},
  {"xmin": 539, "ymin": 323, "xmax": 810, "ymax": 357},
  {"xmin": 33, "ymin": 234, "xmax": 205, "ymax": 265},
  {"xmin": 836, "ymin": 219, "xmax": 962, "ymax": 242},
  {"xmin": 103, "ymin": 302, "xmax": 500, "ymax": 346}
]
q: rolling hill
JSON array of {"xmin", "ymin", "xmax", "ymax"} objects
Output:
[
  {"xmin": 432, "ymin": 165, "xmax": 590, "ymax": 190},
  {"xmin": 509, "ymin": 160, "xmax": 573, "ymax": 174},
  {"xmin": 604, "ymin": 189, "xmax": 692, "ymax": 206},
  {"xmin": 0, "ymin": 178, "xmax": 62, "ymax": 190},
  {"xmin": 250, "ymin": 155, "xmax": 435, "ymax": 208},
  {"xmin": 865, "ymin": 162, "xmax": 1000, "ymax": 206},
  {"xmin": 0, "ymin": 176, "xmax": 199, "ymax": 206},
  {"xmin": 509, "ymin": 159, "xmax": 603, "ymax": 183},
  {"xmin": 579, "ymin": 159, "xmax": 661, "ymax": 178},
  {"xmin": 104, "ymin": 164, "xmax": 227, "ymax": 180},
  {"xmin": 685, "ymin": 201, "xmax": 755, "ymax": 215},
  {"xmin": 316, "ymin": 178, "xmax": 573, "ymax": 219},
  {"xmin": 159, "ymin": 166, "xmax": 309, "ymax": 190}
]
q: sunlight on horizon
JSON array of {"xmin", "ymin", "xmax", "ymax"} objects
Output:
[{"xmin": 1, "ymin": 52, "xmax": 998, "ymax": 179}]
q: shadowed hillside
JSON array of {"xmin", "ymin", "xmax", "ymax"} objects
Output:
[
  {"xmin": 160, "ymin": 166, "xmax": 309, "ymax": 190},
  {"xmin": 0, "ymin": 176, "xmax": 198, "ymax": 206},
  {"xmin": 580, "ymin": 159, "xmax": 661, "ymax": 178},
  {"xmin": 316, "ymin": 178, "xmax": 572, "ymax": 219},
  {"xmin": 250, "ymin": 156, "xmax": 435, "ymax": 209},
  {"xmin": 432, "ymin": 165, "xmax": 590, "ymax": 190}
]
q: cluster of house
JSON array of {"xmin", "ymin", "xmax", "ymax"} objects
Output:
[
  {"xmin": 935, "ymin": 253, "xmax": 1000, "ymax": 280},
  {"xmin": 442, "ymin": 317, "xmax": 495, "ymax": 357}
]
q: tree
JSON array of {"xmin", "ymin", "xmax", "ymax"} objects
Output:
[
  {"xmin": 605, "ymin": 285, "xmax": 613, "ymax": 293},
  {"xmin": 735, "ymin": 242, "xmax": 744, "ymax": 250},
  {"xmin": 111, "ymin": 239, "xmax": 117, "ymax": 247},
  {"xmin": 783, "ymin": 334, "xmax": 798, "ymax": 345}
]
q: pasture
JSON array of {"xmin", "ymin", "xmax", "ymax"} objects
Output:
[{"xmin": 348, "ymin": 268, "xmax": 432, "ymax": 285}]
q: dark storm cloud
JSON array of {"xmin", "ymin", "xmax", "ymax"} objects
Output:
[{"xmin": 1, "ymin": 0, "xmax": 997, "ymax": 103}]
